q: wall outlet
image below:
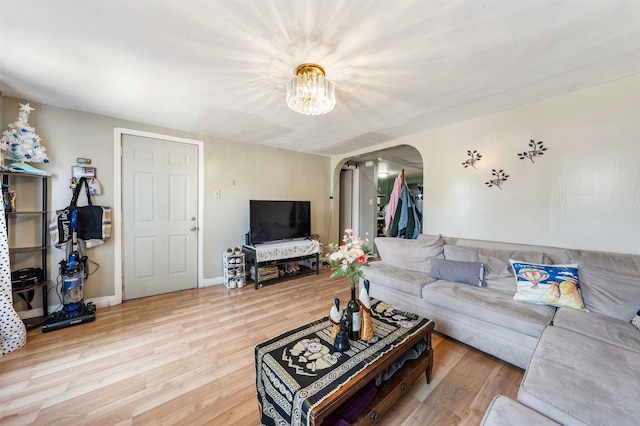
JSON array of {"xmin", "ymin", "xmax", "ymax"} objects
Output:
[{"xmin": 213, "ymin": 189, "xmax": 221, "ymax": 198}]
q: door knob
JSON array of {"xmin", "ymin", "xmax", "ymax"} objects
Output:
[{"xmin": 190, "ymin": 226, "xmax": 199, "ymax": 231}]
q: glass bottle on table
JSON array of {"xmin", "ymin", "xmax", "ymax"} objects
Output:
[{"xmin": 347, "ymin": 281, "xmax": 361, "ymax": 340}]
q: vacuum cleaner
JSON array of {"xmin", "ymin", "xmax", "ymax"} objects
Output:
[{"xmin": 43, "ymin": 210, "xmax": 96, "ymax": 333}]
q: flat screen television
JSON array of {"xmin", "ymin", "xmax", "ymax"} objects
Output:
[{"xmin": 249, "ymin": 200, "xmax": 311, "ymax": 245}]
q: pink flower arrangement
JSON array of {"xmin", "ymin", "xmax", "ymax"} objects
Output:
[{"xmin": 328, "ymin": 229, "xmax": 372, "ymax": 284}]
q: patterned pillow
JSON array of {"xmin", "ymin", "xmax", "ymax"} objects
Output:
[{"xmin": 511, "ymin": 260, "xmax": 587, "ymax": 311}]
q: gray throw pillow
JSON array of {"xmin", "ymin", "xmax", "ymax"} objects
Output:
[{"xmin": 429, "ymin": 258, "xmax": 486, "ymax": 287}]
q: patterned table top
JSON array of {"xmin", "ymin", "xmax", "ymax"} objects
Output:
[{"xmin": 255, "ymin": 300, "xmax": 433, "ymax": 426}]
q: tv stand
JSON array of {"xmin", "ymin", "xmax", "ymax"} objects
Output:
[{"xmin": 243, "ymin": 240, "xmax": 320, "ymax": 289}]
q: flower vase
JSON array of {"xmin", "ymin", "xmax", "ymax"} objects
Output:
[{"xmin": 346, "ymin": 281, "xmax": 361, "ymax": 340}]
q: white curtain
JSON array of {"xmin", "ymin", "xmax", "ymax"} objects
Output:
[{"xmin": 0, "ymin": 200, "xmax": 27, "ymax": 356}]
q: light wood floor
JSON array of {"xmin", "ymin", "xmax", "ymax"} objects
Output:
[{"xmin": 1, "ymin": 269, "xmax": 523, "ymax": 425}]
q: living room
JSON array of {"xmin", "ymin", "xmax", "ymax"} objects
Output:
[{"xmin": 1, "ymin": 1, "xmax": 639, "ymax": 425}]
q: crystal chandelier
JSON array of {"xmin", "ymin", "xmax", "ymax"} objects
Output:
[{"xmin": 286, "ymin": 63, "xmax": 336, "ymax": 115}]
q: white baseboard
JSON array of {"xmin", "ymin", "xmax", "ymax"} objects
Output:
[
  {"xmin": 86, "ymin": 295, "xmax": 122, "ymax": 308},
  {"xmin": 200, "ymin": 276, "xmax": 224, "ymax": 287}
]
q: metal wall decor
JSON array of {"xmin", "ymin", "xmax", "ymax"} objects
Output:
[
  {"xmin": 462, "ymin": 150, "xmax": 482, "ymax": 168},
  {"xmin": 517, "ymin": 140, "xmax": 547, "ymax": 163},
  {"xmin": 485, "ymin": 169, "xmax": 509, "ymax": 189}
]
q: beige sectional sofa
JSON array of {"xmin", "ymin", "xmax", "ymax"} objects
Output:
[{"xmin": 363, "ymin": 234, "xmax": 640, "ymax": 425}]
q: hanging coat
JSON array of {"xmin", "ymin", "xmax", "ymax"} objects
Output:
[
  {"xmin": 384, "ymin": 175, "xmax": 403, "ymax": 231},
  {"xmin": 389, "ymin": 196, "xmax": 403, "ymax": 237},
  {"xmin": 389, "ymin": 185, "xmax": 420, "ymax": 239}
]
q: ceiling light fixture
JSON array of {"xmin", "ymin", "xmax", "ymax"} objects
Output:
[{"xmin": 286, "ymin": 63, "xmax": 335, "ymax": 115}]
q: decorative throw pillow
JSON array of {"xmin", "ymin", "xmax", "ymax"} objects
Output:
[
  {"xmin": 632, "ymin": 311, "xmax": 640, "ymax": 332},
  {"xmin": 510, "ymin": 260, "xmax": 587, "ymax": 311},
  {"xmin": 429, "ymin": 259, "xmax": 485, "ymax": 287}
]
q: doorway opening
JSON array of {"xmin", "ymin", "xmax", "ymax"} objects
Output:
[{"xmin": 337, "ymin": 145, "xmax": 423, "ymax": 247}]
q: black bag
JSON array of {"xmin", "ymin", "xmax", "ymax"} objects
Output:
[
  {"xmin": 49, "ymin": 177, "xmax": 111, "ymax": 248},
  {"xmin": 11, "ymin": 267, "xmax": 44, "ymax": 289},
  {"xmin": 11, "ymin": 267, "xmax": 44, "ymax": 310}
]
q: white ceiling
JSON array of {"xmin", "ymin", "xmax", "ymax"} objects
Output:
[
  {"xmin": 346, "ymin": 145, "xmax": 424, "ymax": 178},
  {"xmin": 1, "ymin": 1, "xmax": 639, "ymax": 157}
]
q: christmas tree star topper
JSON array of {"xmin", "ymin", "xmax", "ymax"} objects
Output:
[{"xmin": 19, "ymin": 103, "xmax": 35, "ymax": 113}]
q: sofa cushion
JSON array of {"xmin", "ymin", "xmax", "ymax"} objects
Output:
[
  {"xmin": 519, "ymin": 326, "xmax": 640, "ymax": 426},
  {"xmin": 481, "ymin": 275, "xmax": 518, "ymax": 295},
  {"xmin": 444, "ymin": 245, "xmax": 548, "ymax": 294},
  {"xmin": 363, "ymin": 261, "xmax": 435, "ymax": 298},
  {"xmin": 429, "ymin": 258, "xmax": 485, "ymax": 287},
  {"xmin": 422, "ymin": 280, "xmax": 555, "ymax": 338},
  {"xmin": 567, "ymin": 249, "xmax": 640, "ymax": 321},
  {"xmin": 511, "ymin": 261, "xmax": 586, "ymax": 311},
  {"xmin": 374, "ymin": 234, "xmax": 444, "ymax": 274},
  {"xmin": 481, "ymin": 395, "xmax": 560, "ymax": 426},
  {"xmin": 567, "ymin": 249, "xmax": 640, "ymax": 273},
  {"xmin": 553, "ymin": 307, "xmax": 640, "ymax": 354}
]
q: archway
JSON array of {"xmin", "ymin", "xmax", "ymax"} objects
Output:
[{"xmin": 335, "ymin": 145, "xmax": 423, "ymax": 248}]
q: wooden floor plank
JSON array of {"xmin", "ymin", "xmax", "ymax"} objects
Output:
[{"xmin": 0, "ymin": 269, "xmax": 523, "ymax": 425}]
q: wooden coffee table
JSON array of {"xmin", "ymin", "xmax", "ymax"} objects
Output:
[{"xmin": 255, "ymin": 300, "xmax": 435, "ymax": 426}]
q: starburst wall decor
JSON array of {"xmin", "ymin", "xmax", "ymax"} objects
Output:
[
  {"xmin": 517, "ymin": 140, "xmax": 547, "ymax": 163},
  {"xmin": 461, "ymin": 150, "xmax": 482, "ymax": 169},
  {"xmin": 485, "ymin": 169, "xmax": 509, "ymax": 189}
]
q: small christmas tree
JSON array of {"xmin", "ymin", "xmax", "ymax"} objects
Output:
[{"xmin": 0, "ymin": 103, "xmax": 49, "ymax": 163}]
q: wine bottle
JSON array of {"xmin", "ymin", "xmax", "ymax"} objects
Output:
[{"xmin": 347, "ymin": 283, "xmax": 361, "ymax": 340}]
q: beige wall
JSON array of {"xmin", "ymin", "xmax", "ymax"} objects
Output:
[
  {"xmin": 333, "ymin": 74, "xmax": 640, "ymax": 254},
  {"xmin": 1, "ymin": 98, "xmax": 331, "ymax": 303},
  {"xmin": 202, "ymin": 138, "xmax": 331, "ymax": 280}
]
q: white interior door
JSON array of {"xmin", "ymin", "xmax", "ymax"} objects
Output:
[
  {"xmin": 122, "ymin": 135, "xmax": 198, "ymax": 300},
  {"xmin": 339, "ymin": 169, "xmax": 353, "ymax": 235},
  {"xmin": 339, "ymin": 168, "xmax": 360, "ymax": 238}
]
